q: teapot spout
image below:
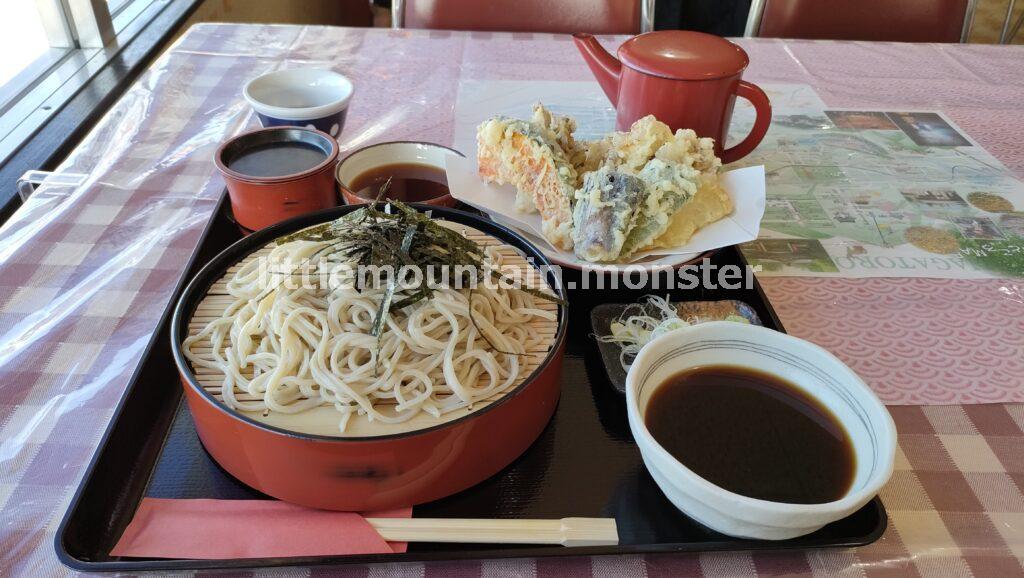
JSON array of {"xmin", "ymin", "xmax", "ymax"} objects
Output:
[{"xmin": 572, "ymin": 33, "xmax": 621, "ymax": 106}]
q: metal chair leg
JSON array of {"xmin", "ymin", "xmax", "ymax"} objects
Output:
[
  {"xmin": 640, "ymin": 0, "xmax": 656, "ymax": 33},
  {"xmin": 744, "ymin": 0, "xmax": 768, "ymax": 37},
  {"xmin": 1008, "ymin": 4, "xmax": 1024, "ymax": 42},
  {"xmin": 1001, "ymin": 0, "xmax": 1018, "ymax": 43},
  {"xmin": 392, "ymin": 0, "xmax": 405, "ymax": 28},
  {"xmin": 961, "ymin": 0, "xmax": 978, "ymax": 42}
]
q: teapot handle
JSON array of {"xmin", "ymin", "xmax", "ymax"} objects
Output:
[{"xmin": 721, "ymin": 81, "xmax": 771, "ymax": 164}]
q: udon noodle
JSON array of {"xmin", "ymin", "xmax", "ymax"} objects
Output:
[{"xmin": 183, "ymin": 237, "xmax": 557, "ymax": 433}]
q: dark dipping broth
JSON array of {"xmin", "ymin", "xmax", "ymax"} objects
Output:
[
  {"xmin": 228, "ymin": 142, "xmax": 327, "ymax": 178},
  {"xmin": 349, "ymin": 163, "xmax": 449, "ymax": 202},
  {"xmin": 645, "ymin": 365, "xmax": 855, "ymax": 504}
]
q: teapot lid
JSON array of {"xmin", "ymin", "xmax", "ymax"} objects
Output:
[{"xmin": 618, "ymin": 31, "xmax": 749, "ymax": 80}]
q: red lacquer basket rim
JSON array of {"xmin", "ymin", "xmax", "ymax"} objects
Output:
[{"xmin": 170, "ymin": 203, "xmax": 568, "ymax": 443}]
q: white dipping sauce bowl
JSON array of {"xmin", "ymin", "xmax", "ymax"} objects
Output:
[
  {"xmin": 336, "ymin": 141, "xmax": 463, "ymax": 207},
  {"xmin": 625, "ymin": 321, "xmax": 896, "ymax": 540}
]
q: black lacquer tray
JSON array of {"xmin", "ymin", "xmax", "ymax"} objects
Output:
[{"xmin": 56, "ymin": 199, "xmax": 886, "ymax": 572}]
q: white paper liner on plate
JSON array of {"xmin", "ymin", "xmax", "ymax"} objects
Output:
[{"xmin": 445, "ymin": 155, "xmax": 767, "ymax": 271}]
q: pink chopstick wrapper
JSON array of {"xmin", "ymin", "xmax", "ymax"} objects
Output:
[{"xmin": 110, "ymin": 498, "xmax": 412, "ymax": 559}]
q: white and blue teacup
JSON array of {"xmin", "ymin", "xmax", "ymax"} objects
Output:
[{"xmin": 244, "ymin": 68, "xmax": 353, "ymax": 138}]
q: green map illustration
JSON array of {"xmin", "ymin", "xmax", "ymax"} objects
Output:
[{"xmin": 732, "ymin": 109, "xmax": 1024, "ymax": 279}]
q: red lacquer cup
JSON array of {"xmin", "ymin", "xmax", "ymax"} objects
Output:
[{"xmin": 215, "ymin": 127, "xmax": 340, "ymax": 231}]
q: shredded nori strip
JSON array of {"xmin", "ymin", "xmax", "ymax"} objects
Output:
[{"xmin": 274, "ymin": 192, "xmax": 564, "ymax": 359}]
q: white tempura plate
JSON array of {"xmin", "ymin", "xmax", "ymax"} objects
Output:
[
  {"xmin": 487, "ymin": 212, "xmax": 711, "ymax": 274},
  {"xmin": 446, "ymin": 155, "xmax": 767, "ymax": 274}
]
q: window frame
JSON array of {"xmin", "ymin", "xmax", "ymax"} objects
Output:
[
  {"xmin": 0, "ymin": 0, "xmax": 176, "ymax": 175},
  {"xmin": 0, "ymin": 0, "xmax": 203, "ymax": 224}
]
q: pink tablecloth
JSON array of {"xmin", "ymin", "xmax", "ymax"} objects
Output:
[{"xmin": 1, "ymin": 23, "xmax": 1024, "ymax": 576}]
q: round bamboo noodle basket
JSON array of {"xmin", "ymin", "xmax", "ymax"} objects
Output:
[
  {"xmin": 185, "ymin": 221, "xmax": 560, "ymax": 437},
  {"xmin": 170, "ymin": 204, "xmax": 567, "ymax": 510}
]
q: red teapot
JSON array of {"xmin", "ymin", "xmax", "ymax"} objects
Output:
[{"xmin": 574, "ymin": 30, "xmax": 771, "ymax": 163}]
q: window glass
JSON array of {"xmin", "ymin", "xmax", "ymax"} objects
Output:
[{"xmin": 0, "ymin": 1, "xmax": 56, "ymax": 89}]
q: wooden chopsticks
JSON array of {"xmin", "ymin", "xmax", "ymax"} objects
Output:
[{"xmin": 364, "ymin": 517, "xmax": 618, "ymax": 547}]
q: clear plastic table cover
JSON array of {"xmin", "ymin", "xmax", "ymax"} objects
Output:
[{"xmin": 1, "ymin": 23, "xmax": 1023, "ymax": 576}]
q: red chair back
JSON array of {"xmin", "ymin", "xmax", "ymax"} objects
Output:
[
  {"xmin": 752, "ymin": 0, "xmax": 971, "ymax": 42},
  {"xmin": 401, "ymin": 0, "xmax": 642, "ymax": 35}
]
